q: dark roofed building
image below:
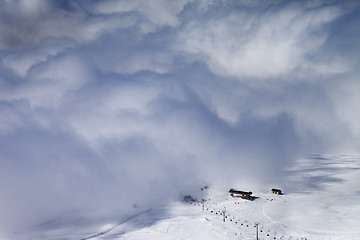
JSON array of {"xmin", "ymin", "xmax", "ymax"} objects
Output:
[
  {"xmin": 229, "ymin": 188, "xmax": 252, "ymax": 196},
  {"xmin": 271, "ymin": 188, "xmax": 282, "ymax": 195}
]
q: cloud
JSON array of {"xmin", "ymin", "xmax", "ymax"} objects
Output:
[
  {"xmin": 177, "ymin": 1, "xmax": 346, "ymax": 78},
  {"xmin": 90, "ymin": 0, "xmax": 190, "ymax": 29},
  {"xmin": 0, "ymin": 0, "xmax": 190, "ymax": 50},
  {"xmin": 0, "ymin": 0, "xmax": 359, "ymax": 237}
]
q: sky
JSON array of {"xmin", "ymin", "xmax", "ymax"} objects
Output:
[{"xmin": 0, "ymin": 0, "xmax": 359, "ymax": 234}]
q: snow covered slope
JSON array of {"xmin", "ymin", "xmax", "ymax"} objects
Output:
[
  {"xmin": 3, "ymin": 155, "xmax": 360, "ymax": 240},
  {"xmin": 98, "ymin": 154, "xmax": 360, "ymax": 240}
]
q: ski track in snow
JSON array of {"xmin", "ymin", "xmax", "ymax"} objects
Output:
[
  {"xmin": 261, "ymin": 196, "xmax": 306, "ymax": 236},
  {"xmin": 92, "ymin": 196, "xmax": 306, "ymax": 240},
  {"xmin": 80, "ymin": 208, "xmax": 156, "ymax": 240}
]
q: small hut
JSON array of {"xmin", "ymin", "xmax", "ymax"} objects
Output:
[{"xmin": 271, "ymin": 188, "xmax": 282, "ymax": 195}]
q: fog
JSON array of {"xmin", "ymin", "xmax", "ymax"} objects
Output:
[{"xmin": 0, "ymin": 0, "xmax": 359, "ymax": 234}]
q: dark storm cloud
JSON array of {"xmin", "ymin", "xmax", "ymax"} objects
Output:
[{"xmin": 0, "ymin": 0, "xmax": 359, "ymax": 237}]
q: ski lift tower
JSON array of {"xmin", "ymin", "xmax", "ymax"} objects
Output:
[{"xmin": 254, "ymin": 222, "xmax": 259, "ymax": 240}]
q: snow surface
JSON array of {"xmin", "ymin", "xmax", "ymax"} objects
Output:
[{"xmin": 3, "ymin": 155, "xmax": 360, "ymax": 240}]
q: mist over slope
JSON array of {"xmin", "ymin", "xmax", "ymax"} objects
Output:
[
  {"xmin": 0, "ymin": 0, "xmax": 359, "ymax": 234},
  {"xmin": 5, "ymin": 154, "xmax": 360, "ymax": 240}
]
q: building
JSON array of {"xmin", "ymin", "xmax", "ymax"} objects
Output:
[
  {"xmin": 229, "ymin": 188, "xmax": 252, "ymax": 197},
  {"xmin": 271, "ymin": 188, "xmax": 282, "ymax": 195}
]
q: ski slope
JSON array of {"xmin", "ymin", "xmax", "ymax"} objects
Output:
[
  {"xmin": 112, "ymin": 191, "xmax": 359, "ymax": 240},
  {"xmin": 3, "ymin": 155, "xmax": 360, "ymax": 240},
  {"xmin": 91, "ymin": 154, "xmax": 360, "ymax": 240}
]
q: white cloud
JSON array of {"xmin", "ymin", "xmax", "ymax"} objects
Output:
[
  {"xmin": 0, "ymin": 0, "xmax": 359, "ymax": 237},
  {"xmin": 177, "ymin": 1, "xmax": 344, "ymax": 78},
  {"xmin": 91, "ymin": 0, "xmax": 190, "ymax": 30},
  {"xmin": 2, "ymin": 39, "xmax": 77, "ymax": 77},
  {"xmin": 1, "ymin": 52, "xmax": 94, "ymax": 108},
  {"xmin": 0, "ymin": 1, "xmax": 143, "ymax": 49}
]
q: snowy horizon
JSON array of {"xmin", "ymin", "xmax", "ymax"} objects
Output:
[{"xmin": 0, "ymin": 0, "xmax": 359, "ymax": 237}]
